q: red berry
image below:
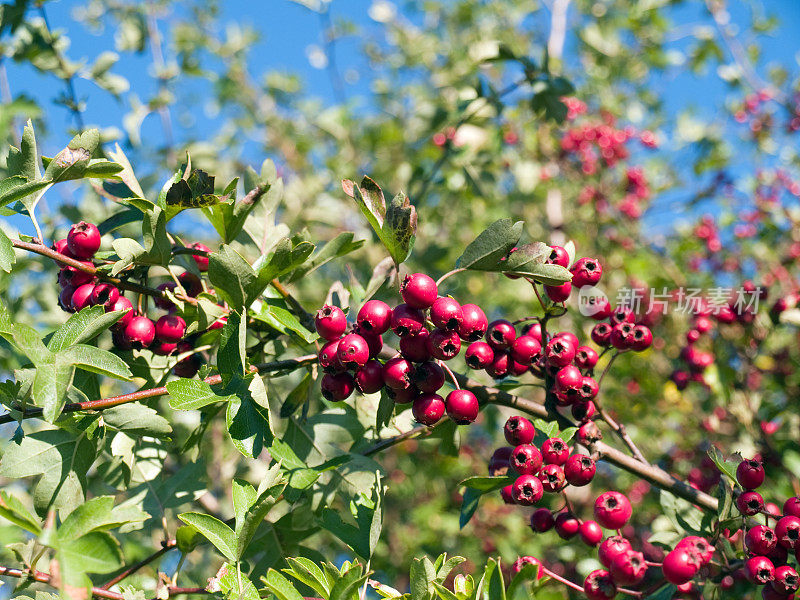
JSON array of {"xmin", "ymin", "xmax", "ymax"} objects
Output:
[
  {"xmin": 124, "ymin": 316, "xmax": 156, "ymax": 349},
  {"xmin": 504, "ymin": 415, "xmax": 535, "ymax": 445},
  {"xmin": 591, "ymin": 322, "xmax": 613, "ymax": 346},
  {"xmin": 579, "ymin": 520, "xmax": 604, "ymax": 546},
  {"xmin": 509, "ymin": 357, "xmax": 528, "ymax": 376},
  {"xmin": 575, "ymin": 346, "xmax": 599, "ymax": 369},
  {"xmin": 610, "ymin": 322, "xmax": 635, "ymax": 349},
  {"xmin": 386, "ymin": 386, "xmax": 419, "ymax": 404},
  {"xmin": 610, "ymin": 550, "xmax": 648, "ymax": 585},
  {"xmin": 189, "ymin": 242, "xmax": 211, "ymax": 271},
  {"xmin": 594, "ymin": 491, "xmax": 632, "ymax": 530},
  {"xmin": 746, "ymin": 526, "xmax": 778, "ymax": 556},
  {"xmin": 571, "ymin": 400, "xmax": 596, "ymax": 421},
  {"xmin": 390, "ymin": 303, "xmax": 426, "ymax": 337},
  {"xmin": 354, "ymin": 326, "xmax": 383, "ymax": 357},
  {"xmin": 555, "ymin": 364, "xmax": 582, "ymax": 393},
  {"xmin": 577, "ymin": 421, "xmax": 602, "ymax": 445},
  {"xmin": 539, "ymin": 463, "xmax": 566, "ymax": 493},
  {"xmin": 155, "ymin": 314, "xmax": 186, "ymax": 344},
  {"xmin": 662, "ymin": 547, "xmax": 702, "ymax": 585},
  {"xmin": 530, "ymin": 508, "xmax": 555, "ymax": 533},
  {"xmin": 318, "ymin": 339, "xmax": 344, "ymax": 373},
  {"xmin": 737, "ymin": 458, "xmax": 765, "ymax": 490},
  {"xmin": 511, "ymin": 474, "xmax": 543, "ymax": 506},
  {"xmin": 579, "ymin": 376, "xmax": 599, "ymax": 400},
  {"xmin": 177, "ymin": 271, "xmax": 203, "ymax": 297},
  {"xmin": 544, "ymin": 282, "xmax": 572, "ymax": 303},
  {"xmin": 564, "ymin": 454, "xmax": 596, "ymax": 486},
  {"xmin": 108, "ymin": 296, "xmax": 133, "ymax": 330},
  {"xmin": 510, "ymin": 335, "xmax": 541, "ymax": 365},
  {"xmin": 500, "ymin": 485, "xmax": 514, "ymax": 504},
  {"xmin": 584, "ymin": 569, "xmax": 616, "ymax": 600},
  {"xmin": 336, "ymin": 333, "xmax": 371, "ymax": 369},
  {"xmin": 554, "ymin": 512, "xmax": 580, "ymax": 539},
  {"xmin": 547, "ymin": 245, "xmax": 570, "ymax": 268},
  {"xmin": 321, "ymin": 372, "xmax": 355, "ymax": 401},
  {"xmin": 413, "ymin": 361, "xmax": 445, "ymax": 393},
  {"xmin": 745, "ymin": 555, "xmax": 775, "ymax": 585},
  {"xmin": 60, "ymin": 261, "xmax": 95, "ymax": 287},
  {"xmin": 412, "ymin": 393, "xmax": 445, "ymax": 425},
  {"xmin": 771, "ymin": 565, "xmax": 799, "ymax": 595},
  {"xmin": 315, "ymin": 305, "xmax": 347, "ymax": 341},
  {"xmin": 775, "ymin": 516, "xmax": 800, "ymax": 550},
  {"xmin": 152, "ymin": 341, "xmax": 177, "ymax": 356},
  {"xmin": 382, "ymin": 357, "xmax": 414, "ymax": 390},
  {"xmin": 399, "ymin": 329, "xmax": 430, "ymax": 362},
  {"xmin": 485, "ymin": 352, "xmax": 510, "ymax": 379},
  {"xmin": 356, "ymin": 300, "xmax": 393, "ymax": 334},
  {"xmin": 51, "ymin": 238, "xmax": 73, "ymax": 264},
  {"xmin": 155, "ymin": 282, "xmax": 177, "ymax": 310},
  {"xmin": 89, "ymin": 283, "xmax": 119, "ymax": 310},
  {"xmin": 67, "ymin": 221, "xmax": 101, "ymax": 258},
  {"xmin": 610, "ymin": 306, "xmax": 636, "ymax": 325},
  {"xmin": 71, "ymin": 283, "xmax": 96, "ymax": 312},
  {"xmin": 173, "ymin": 354, "xmax": 201, "ymax": 378},
  {"xmin": 489, "ymin": 447, "xmax": 512, "ymax": 476},
  {"xmin": 426, "ymin": 328, "xmax": 461, "ymax": 361},
  {"xmin": 630, "ymin": 325, "xmax": 652, "ymax": 351},
  {"xmin": 430, "ymin": 297, "xmax": 462, "ymax": 331},
  {"xmin": 445, "ymin": 389, "xmax": 479, "ymax": 424},
  {"xmin": 599, "ymin": 536, "xmax": 632, "ymax": 568},
  {"xmin": 510, "ymin": 444, "xmax": 543, "ymax": 475},
  {"xmin": 465, "ymin": 341, "xmax": 494, "ymax": 369},
  {"xmin": 486, "ymin": 319, "xmax": 515, "ymax": 350},
  {"xmin": 400, "ymin": 273, "xmax": 438, "ymax": 309},
  {"xmin": 355, "ymin": 360, "xmax": 384, "ymax": 394},
  {"xmin": 737, "ymin": 491, "xmax": 765, "ymax": 516},
  {"xmin": 784, "ymin": 497, "xmax": 800, "ymax": 518},
  {"xmin": 209, "ymin": 316, "xmax": 227, "ymax": 331},
  {"xmin": 522, "ymin": 322, "xmax": 542, "ymax": 342},
  {"xmin": 458, "ymin": 304, "xmax": 488, "ymax": 341},
  {"xmin": 570, "ymin": 257, "xmax": 603, "ymax": 288},
  {"xmin": 541, "ymin": 437, "xmax": 569, "ymax": 466},
  {"xmin": 511, "ymin": 556, "xmax": 544, "ymax": 579},
  {"xmin": 544, "ymin": 337, "xmax": 576, "ymax": 368}
]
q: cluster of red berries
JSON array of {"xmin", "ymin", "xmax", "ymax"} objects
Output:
[
  {"xmin": 734, "ymin": 457, "xmax": 800, "ymax": 599},
  {"xmin": 315, "ymin": 273, "xmax": 480, "ymax": 426},
  {"xmin": 576, "ymin": 165, "xmax": 652, "ymax": 222},
  {"xmin": 52, "ymin": 221, "xmax": 217, "ymax": 377}
]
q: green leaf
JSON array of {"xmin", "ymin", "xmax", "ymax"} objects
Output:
[
  {"xmin": 459, "ymin": 476, "xmax": 511, "ymax": 493},
  {"xmin": 533, "ymin": 419, "xmax": 558, "ymax": 439},
  {"xmin": 283, "ymin": 558, "xmax": 331, "ymax": 598},
  {"xmin": 167, "ymin": 378, "xmax": 234, "ymax": 410},
  {"xmin": 505, "ymin": 562, "xmax": 541, "ymax": 599},
  {"xmin": 279, "ymin": 371, "xmax": 313, "ymax": 418},
  {"xmin": 659, "ymin": 490, "xmax": 706, "ymax": 536},
  {"xmin": 329, "ymin": 566, "xmax": 369, "ymax": 600},
  {"xmin": 0, "ymin": 491, "xmax": 42, "ymax": 535},
  {"xmin": 55, "ymin": 530, "xmax": 124, "ymax": 596},
  {"xmin": 501, "ymin": 242, "xmax": 572, "ymax": 285},
  {"xmin": 178, "ymin": 512, "xmax": 237, "ymax": 561},
  {"xmin": 217, "ymin": 311, "xmax": 247, "ymax": 380},
  {"xmin": 253, "ymin": 303, "xmax": 317, "ymax": 344},
  {"xmin": 164, "ymin": 168, "xmax": 220, "ymax": 220},
  {"xmin": 431, "ymin": 582, "xmax": 459, "ymax": 600},
  {"xmin": 0, "ymin": 228, "xmax": 15, "ymax": 272},
  {"xmin": 7, "ymin": 120, "xmax": 40, "ymax": 180},
  {"xmin": 455, "ymin": 219, "xmax": 523, "ymax": 270},
  {"xmin": 208, "ymin": 244, "xmax": 256, "ymax": 310},
  {"xmin": 236, "ymin": 482, "xmax": 285, "ymax": 559},
  {"xmin": 253, "ymin": 237, "xmax": 315, "ymax": 290},
  {"xmin": 262, "ymin": 569, "xmax": 306, "ymax": 600},
  {"xmin": 459, "ymin": 488, "xmax": 482, "ymax": 529},
  {"xmin": 56, "ymin": 496, "xmax": 147, "ymax": 542},
  {"xmin": 287, "ymin": 232, "xmax": 364, "ymax": 282},
  {"xmin": 409, "ymin": 556, "xmax": 437, "ymax": 600},
  {"xmin": 43, "ymin": 130, "xmax": 102, "ymax": 183},
  {"xmin": 232, "ymin": 479, "xmax": 257, "ymax": 532},
  {"xmin": 216, "ymin": 562, "xmax": 260, "ymax": 600},
  {"xmin": 62, "ymin": 344, "xmax": 132, "ymax": 380},
  {"xmin": 707, "ymin": 446, "xmax": 738, "ymax": 483},
  {"xmin": 225, "ymin": 375, "xmax": 273, "ymax": 458},
  {"xmin": 47, "ymin": 306, "xmax": 125, "ymax": 352},
  {"xmin": 102, "ymin": 404, "xmax": 172, "ymax": 437}
]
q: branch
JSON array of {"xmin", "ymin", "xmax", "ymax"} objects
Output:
[{"xmin": 101, "ymin": 539, "xmax": 176, "ymax": 589}]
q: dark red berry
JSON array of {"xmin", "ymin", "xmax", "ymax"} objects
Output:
[
  {"xmin": 662, "ymin": 547, "xmax": 702, "ymax": 585},
  {"xmin": 321, "ymin": 372, "xmax": 355, "ymax": 401},
  {"xmin": 67, "ymin": 221, "xmax": 101, "ymax": 258},
  {"xmin": 413, "ymin": 361, "xmax": 445, "ymax": 393},
  {"xmin": 71, "ymin": 283, "xmax": 96, "ymax": 312},
  {"xmin": 458, "ymin": 303, "xmax": 488, "ymax": 341},
  {"xmin": 584, "ymin": 569, "xmax": 616, "ymax": 600},
  {"xmin": 510, "ymin": 444, "xmax": 543, "ymax": 475},
  {"xmin": 511, "ymin": 556, "xmax": 544, "ymax": 579},
  {"xmin": 530, "ymin": 508, "xmax": 555, "ymax": 533},
  {"xmin": 747, "ymin": 526, "xmax": 778, "ymax": 556},
  {"xmin": 173, "ymin": 353, "xmax": 201, "ymax": 378},
  {"xmin": 564, "ymin": 454, "xmax": 596, "ymax": 486},
  {"xmin": 737, "ymin": 458, "xmax": 765, "ymax": 490},
  {"xmin": 382, "ymin": 357, "xmax": 414, "ymax": 390},
  {"xmin": 354, "ymin": 326, "xmax": 383, "ymax": 357},
  {"xmin": 630, "ymin": 325, "xmax": 652, "ymax": 351},
  {"xmin": 555, "ymin": 365, "xmax": 582, "ymax": 394},
  {"xmin": 577, "ymin": 421, "xmax": 602, "ymax": 445},
  {"xmin": 390, "ymin": 303, "xmax": 426, "ymax": 337},
  {"xmin": 510, "ymin": 335, "xmax": 541, "ymax": 365},
  {"xmin": 399, "ymin": 329, "xmax": 430, "ymax": 362},
  {"xmin": 430, "ymin": 297, "xmax": 462, "ymax": 331},
  {"xmin": 591, "ymin": 322, "xmax": 613, "ymax": 347},
  {"xmin": 745, "ymin": 555, "xmax": 775, "ymax": 585},
  {"xmin": 445, "ymin": 389, "xmax": 479, "ymax": 424},
  {"xmin": 386, "ymin": 386, "xmax": 419, "ymax": 404},
  {"xmin": 60, "ymin": 261, "xmax": 95, "ymax": 287},
  {"xmin": 771, "ymin": 565, "xmax": 799, "ymax": 595},
  {"xmin": 412, "ymin": 393, "xmax": 445, "ymax": 425},
  {"xmin": 52, "ymin": 238, "xmax": 73, "ymax": 264},
  {"xmin": 541, "ymin": 437, "xmax": 569, "ymax": 466},
  {"xmin": 427, "ymin": 328, "xmax": 461, "ymax": 361},
  {"xmin": 152, "ymin": 341, "xmax": 177, "ymax": 356},
  {"xmin": 356, "ymin": 300, "xmax": 393, "ymax": 334},
  {"xmin": 486, "ymin": 319, "xmax": 515, "ymax": 350},
  {"xmin": 318, "ymin": 339, "xmax": 344, "ymax": 373},
  {"xmin": 594, "ymin": 491, "xmax": 632, "ymax": 530},
  {"xmin": 571, "ymin": 400, "xmax": 596, "ymax": 421},
  {"xmin": 315, "ymin": 304, "xmax": 348, "ymax": 341},
  {"xmin": 511, "ymin": 474, "xmax": 543, "ymax": 505},
  {"xmin": 575, "ymin": 345, "xmax": 599, "ymax": 369},
  {"xmin": 189, "ymin": 242, "xmax": 211, "ymax": 271},
  {"xmin": 489, "ymin": 447, "xmax": 513, "ymax": 476},
  {"xmin": 155, "ymin": 282, "xmax": 177, "ymax": 310},
  {"xmin": 599, "ymin": 536, "xmax": 632, "ymax": 568},
  {"xmin": 539, "ymin": 463, "xmax": 566, "ymax": 493},
  {"xmin": 571, "ymin": 257, "xmax": 603, "ymax": 288},
  {"xmin": 554, "ymin": 512, "xmax": 580, "ymax": 539},
  {"xmin": 465, "ymin": 341, "xmax": 494, "ymax": 369},
  {"xmin": 500, "ymin": 485, "xmax": 514, "ymax": 504},
  {"xmin": 609, "ymin": 322, "xmax": 635, "ymax": 350},
  {"xmin": 784, "ymin": 497, "xmax": 800, "ymax": 518},
  {"xmin": 610, "ymin": 550, "xmax": 648, "ymax": 585},
  {"xmin": 610, "ymin": 305, "xmax": 636, "ymax": 325},
  {"xmin": 485, "ymin": 352, "xmax": 510, "ymax": 379},
  {"xmin": 355, "ymin": 360, "xmax": 384, "ymax": 394},
  {"xmin": 336, "ymin": 333, "xmax": 371, "ymax": 369},
  {"xmin": 544, "ymin": 282, "xmax": 571, "ymax": 303},
  {"xmin": 579, "ymin": 376, "xmax": 599, "ymax": 400},
  {"xmin": 504, "ymin": 415, "xmax": 535, "ymax": 445},
  {"xmin": 178, "ymin": 271, "xmax": 203, "ymax": 297},
  {"xmin": 547, "ymin": 245, "xmax": 569, "ymax": 268},
  {"xmin": 544, "ymin": 337, "xmax": 576, "ymax": 367},
  {"xmin": 124, "ymin": 316, "xmax": 156, "ymax": 349},
  {"xmin": 89, "ymin": 283, "xmax": 119, "ymax": 310},
  {"xmin": 400, "ymin": 273, "xmax": 438, "ymax": 309},
  {"xmin": 58, "ymin": 285, "xmax": 76, "ymax": 312},
  {"xmin": 107, "ymin": 296, "xmax": 133, "ymax": 330},
  {"xmin": 155, "ymin": 314, "xmax": 186, "ymax": 344},
  {"xmin": 775, "ymin": 516, "xmax": 800, "ymax": 550},
  {"xmin": 737, "ymin": 491, "xmax": 765, "ymax": 516}
]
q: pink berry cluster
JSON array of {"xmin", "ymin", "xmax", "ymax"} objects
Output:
[
  {"xmin": 315, "ymin": 272, "xmax": 480, "ymax": 426},
  {"xmin": 734, "ymin": 457, "xmax": 800, "ymax": 599},
  {"xmin": 51, "ymin": 222, "xmax": 219, "ymax": 377}
]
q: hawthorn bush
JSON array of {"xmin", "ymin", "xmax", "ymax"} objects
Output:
[{"xmin": 1, "ymin": 1, "xmax": 800, "ymax": 600}]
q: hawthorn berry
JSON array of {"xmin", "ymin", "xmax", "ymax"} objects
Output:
[
  {"xmin": 189, "ymin": 242, "xmax": 211, "ymax": 271},
  {"xmin": 554, "ymin": 512, "xmax": 580, "ymax": 539},
  {"xmin": 413, "ymin": 361, "xmax": 445, "ymax": 393},
  {"xmin": 58, "ymin": 285, "xmax": 76, "ymax": 312},
  {"xmin": 67, "ymin": 221, "xmax": 101, "ymax": 258},
  {"xmin": 488, "ymin": 447, "xmax": 513, "ymax": 476},
  {"xmin": 486, "ymin": 319, "xmax": 516, "ymax": 350},
  {"xmin": 71, "ymin": 283, "xmax": 96, "ymax": 312},
  {"xmin": 575, "ymin": 345, "xmax": 599, "ymax": 369},
  {"xmin": 504, "ymin": 415, "xmax": 535, "ymax": 445},
  {"xmin": 354, "ymin": 326, "xmax": 383, "ymax": 357},
  {"xmin": 580, "ymin": 520, "xmax": 604, "ymax": 546},
  {"xmin": 108, "ymin": 296, "xmax": 133, "ymax": 329},
  {"xmin": 784, "ymin": 497, "xmax": 800, "ymax": 518},
  {"xmin": 555, "ymin": 365, "xmax": 582, "ymax": 394},
  {"xmin": 577, "ymin": 421, "xmax": 602, "ymax": 446},
  {"xmin": 445, "ymin": 389, "xmax": 479, "ymax": 424},
  {"xmin": 458, "ymin": 303, "xmax": 488, "ymax": 341},
  {"xmin": 547, "ymin": 245, "xmax": 570, "ymax": 268},
  {"xmin": 583, "ymin": 569, "xmax": 617, "ymax": 600},
  {"xmin": 522, "ymin": 322, "xmax": 542, "ymax": 342},
  {"xmin": 382, "ymin": 357, "xmax": 414, "ymax": 390},
  {"xmin": 400, "ymin": 273, "xmax": 438, "ymax": 309},
  {"xmin": 511, "ymin": 556, "xmax": 544, "ymax": 579},
  {"xmin": 544, "ymin": 282, "xmax": 572, "ymax": 303},
  {"xmin": 738, "ymin": 491, "xmax": 765, "ymax": 516},
  {"xmin": 336, "ymin": 333, "xmax": 371, "ymax": 369},
  {"xmin": 390, "ymin": 304, "xmax": 426, "ymax": 337},
  {"xmin": 746, "ymin": 526, "xmax": 778, "ymax": 556},
  {"xmin": 775, "ymin": 516, "xmax": 800, "ymax": 550},
  {"xmin": 571, "ymin": 400, "xmax": 596, "ymax": 421},
  {"xmin": 737, "ymin": 458, "xmax": 766, "ymax": 490},
  {"xmin": 386, "ymin": 386, "xmax": 419, "ymax": 404},
  {"xmin": 399, "ymin": 329, "xmax": 431, "ymax": 362},
  {"xmin": 630, "ymin": 325, "xmax": 653, "ymax": 351},
  {"xmin": 541, "ymin": 437, "xmax": 569, "ymax": 466},
  {"xmin": 356, "ymin": 300, "xmax": 393, "ymax": 334},
  {"xmin": 155, "ymin": 282, "xmax": 178, "ymax": 310},
  {"xmin": 539, "ymin": 464, "xmax": 566, "ymax": 492},
  {"xmin": 155, "ymin": 314, "xmax": 186, "ymax": 344},
  {"xmin": 60, "ymin": 261, "xmax": 95, "ymax": 287},
  {"xmin": 152, "ymin": 341, "xmax": 177, "ymax": 356},
  {"xmin": 321, "ymin": 372, "xmax": 355, "ymax": 401},
  {"xmin": 89, "ymin": 283, "xmax": 119, "ymax": 310},
  {"xmin": 745, "ymin": 555, "xmax": 775, "ymax": 585},
  {"xmin": 599, "ymin": 536, "xmax": 632, "ymax": 568},
  {"xmin": 610, "ymin": 550, "xmax": 648, "ymax": 585},
  {"xmin": 510, "ymin": 335, "xmax": 541, "ymax": 365},
  {"xmin": 570, "ymin": 257, "xmax": 603, "ymax": 288},
  {"xmin": 430, "ymin": 297, "xmax": 462, "ymax": 331},
  {"xmin": 591, "ymin": 322, "xmax": 613, "ymax": 347},
  {"xmin": 173, "ymin": 352, "xmax": 201, "ymax": 378},
  {"xmin": 465, "ymin": 341, "xmax": 494, "ymax": 369},
  {"xmin": 564, "ymin": 454, "xmax": 596, "ymax": 486},
  {"xmin": 355, "ymin": 360, "xmax": 384, "ymax": 394},
  {"xmin": 530, "ymin": 508, "xmax": 555, "ymax": 533},
  {"xmin": 485, "ymin": 353, "xmax": 511, "ymax": 379},
  {"xmin": 594, "ymin": 491, "xmax": 632, "ymax": 530},
  {"xmin": 177, "ymin": 271, "xmax": 203, "ymax": 296},
  {"xmin": 315, "ymin": 305, "xmax": 348, "ymax": 340},
  {"xmin": 500, "ymin": 485, "xmax": 514, "ymax": 504},
  {"xmin": 510, "ymin": 444, "xmax": 543, "ymax": 475},
  {"xmin": 51, "ymin": 238, "xmax": 73, "ymax": 263},
  {"xmin": 511, "ymin": 474, "xmax": 543, "ymax": 505},
  {"xmin": 412, "ymin": 393, "xmax": 445, "ymax": 425},
  {"xmin": 771, "ymin": 565, "xmax": 799, "ymax": 595},
  {"xmin": 609, "ymin": 322, "xmax": 635, "ymax": 350},
  {"xmin": 318, "ymin": 340, "xmax": 343, "ymax": 373},
  {"xmin": 579, "ymin": 376, "xmax": 599, "ymax": 400},
  {"xmin": 124, "ymin": 315, "xmax": 156, "ymax": 349},
  {"xmin": 427, "ymin": 328, "xmax": 461, "ymax": 360},
  {"xmin": 544, "ymin": 336, "xmax": 576, "ymax": 367},
  {"xmin": 662, "ymin": 547, "xmax": 702, "ymax": 585},
  {"xmin": 610, "ymin": 305, "xmax": 636, "ymax": 325}
]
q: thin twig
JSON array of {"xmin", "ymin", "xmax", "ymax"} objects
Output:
[{"xmin": 101, "ymin": 539, "xmax": 176, "ymax": 589}]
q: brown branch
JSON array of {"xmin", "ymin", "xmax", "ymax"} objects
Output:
[{"xmin": 101, "ymin": 539, "xmax": 176, "ymax": 589}]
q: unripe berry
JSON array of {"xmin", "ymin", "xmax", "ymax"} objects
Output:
[
  {"xmin": 594, "ymin": 491, "xmax": 632, "ymax": 530},
  {"xmin": 570, "ymin": 257, "xmax": 602, "ymax": 288},
  {"xmin": 465, "ymin": 341, "xmax": 494, "ymax": 369},
  {"xmin": 155, "ymin": 314, "xmax": 186, "ymax": 344},
  {"xmin": 662, "ymin": 547, "xmax": 702, "ymax": 585},
  {"xmin": 412, "ymin": 393, "xmax": 445, "ymax": 425},
  {"xmin": 775, "ymin": 516, "xmax": 800, "ymax": 550},
  {"xmin": 486, "ymin": 319, "xmax": 515, "ymax": 350},
  {"xmin": 591, "ymin": 322, "xmax": 613, "ymax": 347},
  {"xmin": 511, "ymin": 474, "xmax": 543, "ymax": 506},
  {"xmin": 571, "ymin": 400, "xmax": 596, "ymax": 422},
  {"xmin": 189, "ymin": 242, "xmax": 211, "ymax": 271},
  {"xmin": 124, "ymin": 316, "xmax": 156, "ymax": 349},
  {"xmin": 580, "ymin": 520, "xmax": 604, "ymax": 546},
  {"xmin": 554, "ymin": 512, "xmax": 580, "ymax": 539},
  {"xmin": 382, "ymin": 357, "xmax": 414, "ymax": 390},
  {"xmin": 399, "ymin": 329, "xmax": 430, "ymax": 362},
  {"xmin": 599, "ymin": 536, "xmax": 632, "ymax": 568},
  {"xmin": 427, "ymin": 328, "xmax": 461, "ymax": 361},
  {"xmin": 390, "ymin": 304, "xmax": 426, "ymax": 337},
  {"xmin": 564, "ymin": 454, "xmax": 596, "ymax": 486},
  {"xmin": 71, "ymin": 283, "xmax": 95, "ymax": 312},
  {"xmin": 610, "ymin": 550, "xmax": 648, "ymax": 585},
  {"xmin": 530, "ymin": 508, "xmax": 555, "ymax": 533},
  {"xmin": 67, "ymin": 221, "xmax": 101, "ymax": 258},
  {"xmin": 356, "ymin": 300, "xmax": 392, "ymax": 334},
  {"xmin": 430, "ymin": 296, "xmax": 462, "ymax": 331},
  {"xmin": 510, "ymin": 335, "xmax": 541, "ymax": 365},
  {"xmin": 177, "ymin": 271, "xmax": 203, "ymax": 297},
  {"xmin": 89, "ymin": 283, "xmax": 120, "ymax": 310},
  {"xmin": 544, "ymin": 337, "xmax": 576, "ymax": 367},
  {"xmin": 321, "ymin": 372, "xmax": 355, "ymax": 401},
  {"xmin": 539, "ymin": 463, "xmax": 566, "ymax": 493},
  {"xmin": 155, "ymin": 282, "xmax": 177, "ymax": 310},
  {"xmin": 784, "ymin": 497, "xmax": 800, "ymax": 518},
  {"xmin": 575, "ymin": 345, "xmax": 599, "ymax": 369},
  {"xmin": 541, "ymin": 437, "xmax": 569, "ymax": 466},
  {"xmin": 485, "ymin": 352, "xmax": 510, "ymax": 379},
  {"xmin": 737, "ymin": 458, "xmax": 765, "ymax": 490},
  {"xmin": 510, "ymin": 444, "xmax": 543, "ymax": 475},
  {"xmin": 504, "ymin": 415, "xmax": 535, "ymax": 445},
  {"xmin": 745, "ymin": 555, "xmax": 775, "ymax": 585},
  {"xmin": 747, "ymin": 526, "xmax": 778, "ymax": 556},
  {"xmin": 511, "ymin": 556, "xmax": 544, "ymax": 579},
  {"xmin": 610, "ymin": 322, "xmax": 635, "ymax": 350},
  {"xmin": 318, "ymin": 339, "xmax": 344, "ymax": 373},
  {"xmin": 547, "ymin": 245, "xmax": 569, "ymax": 267},
  {"xmin": 583, "ymin": 569, "xmax": 616, "ymax": 600},
  {"xmin": 737, "ymin": 491, "xmax": 765, "ymax": 516},
  {"xmin": 544, "ymin": 281, "xmax": 572, "ymax": 303},
  {"xmin": 400, "ymin": 273, "xmax": 438, "ymax": 309},
  {"xmin": 315, "ymin": 304, "xmax": 348, "ymax": 341},
  {"xmin": 458, "ymin": 304, "xmax": 488, "ymax": 341},
  {"xmin": 355, "ymin": 360, "xmax": 384, "ymax": 394},
  {"xmin": 413, "ymin": 361, "xmax": 445, "ymax": 393},
  {"xmin": 445, "ymin": 390, "xmax": 479, "ymax": 424},
  {"xmin": 771, "ymin": 565, "xmax": 799, "ymax": 595},
  {"xmin": 630, "ymin": 325, "xmax": 652, "ymax": 351}
]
